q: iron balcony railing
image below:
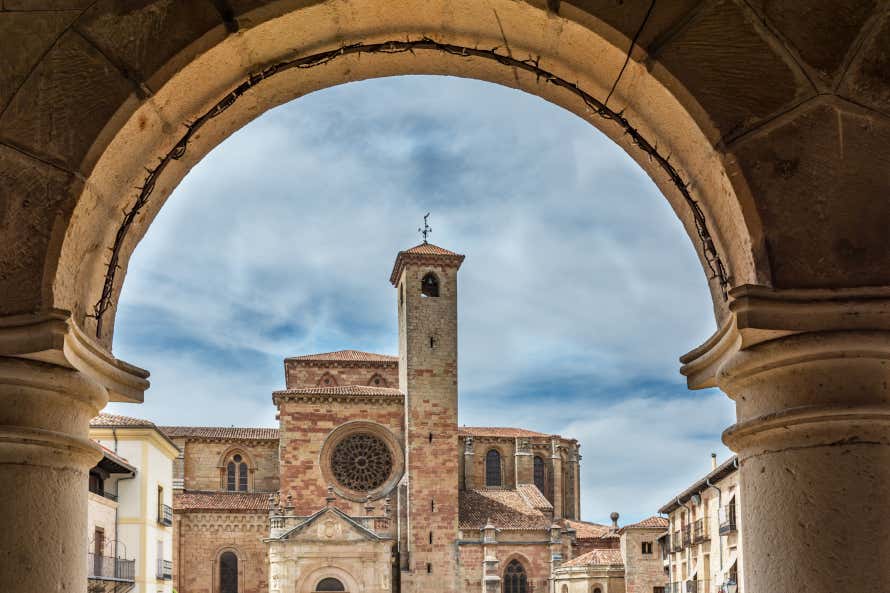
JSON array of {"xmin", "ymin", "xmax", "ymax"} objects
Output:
[
  {"xmin": 681, "ymin": 525, "xmax": 692, "ymax": 547},
  {"xmin": 88, "ymin": 483, "xmax": 118, "ymax": 502},
  {"xmin": 156, "ymin": 558, "xmax": 173, "ymax": 580},
  {"xmin": 693, "ymin": 518, "xmax": 710, "ymax": 543},
  {"xmin": 719, "ymin": 503, "xmax": 738, "ymax": 535},
  {"xmin": 88, "ymin": 553, "xmax": 135, "ymax": 582},
  {"xmin": 671, "ymin": 532, "xmax": 684, "ymax": 552},
  {"xmin": 158, "ymin": 503, "xmax": 173, "ymax": 526}
]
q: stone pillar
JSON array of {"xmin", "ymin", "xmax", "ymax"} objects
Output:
[
  {"xmin": 514, "ymin": 438, "xmax": 532, "ymax": 484},
  {"xmin": 481, "ymin": 521, "xmax": 499, "ymax": 593},
  {"xmin": 550, "ymin": 439, "xmax": 562, "ymax": 520},
  {"xmin": 681, "ymin": 286, "xmax": 890, "ymax": 593},
  {"xmin": 0, "ymin": 312, "xmax": 148, "ymax": 593},
  {"xmin": 463, "ymin": 436, "xmax": 474, "ymax": 490}
]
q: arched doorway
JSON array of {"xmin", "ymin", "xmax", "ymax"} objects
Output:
[{"xmin": 315, "ymin": 577, "xmax": 347, "ymax": 591}]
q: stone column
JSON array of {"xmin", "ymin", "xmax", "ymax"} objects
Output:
[
  {"xmin": 681, "ymin": 286, "xmax": 890, "ymax": 593},
  {"xmin": 463, "ymin": 436, "xmax": 474, "ymax": 490},
  {"xmin": 514, "ymin": 437, "xmax": 532, "ymax": 484},
  {"xmin": 0, "ymin": 312, "xmax": 148, "ymax": 593},
  {"xmin": 550, "ymin": 439, "xmax": 562, "ymax": 520}
]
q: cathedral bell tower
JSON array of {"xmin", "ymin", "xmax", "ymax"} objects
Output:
[{"xmin": 390, "ymin": 241, "xmax": 464, "ymax": 593}]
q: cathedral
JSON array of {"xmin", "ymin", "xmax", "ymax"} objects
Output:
[{"xmin": 165, "ymin": 243, "xmax": 667, "ymax": 593}]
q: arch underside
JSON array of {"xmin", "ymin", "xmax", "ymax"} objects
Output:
[{"xmin": 0, "ymin": 0, "xmax": 885, "ymax": 363}]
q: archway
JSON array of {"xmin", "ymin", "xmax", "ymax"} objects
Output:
[{"xmin": 2, "ymin": 3, "xmax": 889, "ymax": 593}]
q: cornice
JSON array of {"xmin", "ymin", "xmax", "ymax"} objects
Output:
[
  {"xmin": 273, "ymin": 393, "xmax": 404, "ymax": 405},
  {"xmin": 680, "ymin": 284, "xmax": 890, "ymax": 389},
  {"xmin": 285, "ymin": 359, "xmax": 398, "ymax": 369},
  {"xmin": 0, "ymin": 309, "xmax": 149, "ymax": 402}
]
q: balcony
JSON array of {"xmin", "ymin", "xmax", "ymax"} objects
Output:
[
  {"xmin": 687, "ymin": 579, "xmax": 710, "ymax": 593},
  {"xmin": 681, "ymin": 525, "xmax": 692, "ymax": 548},
  {"xmin": 157, "ymin": 504, "xmax": 173, "ymax": 526},
  {"xmin": 156, "ymin": 558, "xmax": 173, "ymax": 580},
  {"xmin": 719, "ymin": 503, "xmax": 738, "ymax": 535},
  {"xmin": 88, "ymin": 553, "xmax": 135, "ymax": 592},
  {"xmin": 671, "ymin": 532, "xmax": 683, "ymax": 552},
  {"xmin": 692, "ymin": 518, "xmax": 710, "ymax": 543},
  {"xmin": 88, "ymin": 483, "xmax": 118, "ymax": 502}
]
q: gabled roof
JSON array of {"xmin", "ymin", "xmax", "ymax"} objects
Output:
[
  {"xmin": 274, "ymin": 385, "xmax": 403, "ymax": 396},
  {"xmin": 560, "ymin": 548, "xmax": 624, "ymax": 568},
  {"xmin": 389, "ymin": 242, "xmax": 465, "ymax": 285},
  {"xmin": 459, "ymin": 489, "xmax": 551, "ymax": 531},
  {"xmin": 273, "ymin": 506, "xmax": 386, "ymax": 541},
  {"xmin": 620, "ymin": 516, "xmax": 669, "ymax": 531},
  {"xmin": 565, "ymin": 519, "xmax": 613, "ymax": 540},
  {"xmin": 160, "ymin": 426, "xmax": 280, "ymax": 440},
  {"xmin": 174, "ymin": 491, "xmax": 271, "ymax": 512},
  {"xmin": 285, "ymin": 350, "xmax": 398, "ymax": 363},
  {"xmin": 459, "ymin": 427, "xmax": 554, "ymax": 438},
  {"xmin": 94, "ymin": 441, "xmax": 136, "ymax": 474}
]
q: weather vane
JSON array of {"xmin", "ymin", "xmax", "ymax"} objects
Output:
[{"xmin": 418, "ymin": 213, "xmax": 432, "ymax": 244}]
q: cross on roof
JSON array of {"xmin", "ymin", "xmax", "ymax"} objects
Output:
[{"xmin": 418, "ymin": 213, "xmax": 431, "ymax": 244}]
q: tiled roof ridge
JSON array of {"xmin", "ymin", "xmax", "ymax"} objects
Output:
[
  {"xmin": 403, "ymin": 242, "xmax": 462, "ymax": 256},
  {"xmin": 389, "ymin": 243, "xmax": 466, "ymax": 285},
  {"xmin": 458, "ymin": 426, "xmax": 555, "ymax": 438},
  {"xmin": 285, "ymin": 349, "xmax": 398, "ymax": 363},
  {"xmin": 174, "ymin": 490, "xmax": 272, "ymax": 512},
  {"xmin": 160, "ymin": 426, "xmax": 280, "ymax": 440},
  {"xmin": 273, "ymin": 385, "xmax": 403, "ymax": 396},
  {"xmin": 621, "ymin": 515, "xmax": 669, "ymax": 530},
  {"xmin": 458, "ymin": 488, "xmax": 550, "ymax": 531},
  {"xmin": 91, "ymin": 412, "xmax": 157, "ymax": 428}
]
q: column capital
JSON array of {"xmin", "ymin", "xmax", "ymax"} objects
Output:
[
  {"xmin": 0, "ymin": 309, "xmax": 149, "ymax": 402},
  {"xmin": 682, "ymin": 284, "xmax": 890, "ymax": 453}
]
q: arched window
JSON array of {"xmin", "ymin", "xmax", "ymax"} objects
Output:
[
  {"xmin": 533, "ymin": 456, "xmax": 546, "ymax": 494},
  {"xmin": 318, "ymin": 372, "xmax": 338, "ymax": 387},
  {"xmin": 503, "ymin": 559, "xmax": 527, "ymax": 593},
  {"xmin": 561, "ymin": 586, "xmax": 568, "ymax": 593},
  {"xmin": 219, "ymin": 551, "xmax": 238, "ymax": 593},
  {"xmin": 315, "ymin": 577, "xmax": 346, "ymax": 591},
  {"xmin": 225, "ymin": 453, "xmax": 249, "ymax": 492},
  {"xmin": 485, "ymin": 449, "xmax": 502, "ymax": 487},
  {"xmin": 592, "ymin": 588, "xmax": 603, "ymax": 593},
  {"xmin": 421, "ymin": 273, "xmax": 439, "ymax": 297}
]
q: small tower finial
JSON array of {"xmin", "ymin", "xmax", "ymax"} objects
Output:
[{"xmin": 418, "ymin": 212, "xmax": 431, "ymax": 244}]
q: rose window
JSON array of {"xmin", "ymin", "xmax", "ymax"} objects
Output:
[{"xmin": 330, "ymin": 433, "xmax": 393, "ymax": 492}]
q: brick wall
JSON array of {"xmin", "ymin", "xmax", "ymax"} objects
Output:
[
  {"xmin": 174, "ymin": 511, "xmax": 268, "ymax": 593},
  {"xmin": 277, "ymin": 397, "xmax": 404, "ymax": 516}
]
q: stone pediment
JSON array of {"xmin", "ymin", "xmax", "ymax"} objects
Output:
[{"xmin": 274, "ymin": 507, "xmax": 384, "ymax": 543}]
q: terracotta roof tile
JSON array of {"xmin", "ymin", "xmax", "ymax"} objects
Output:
[
  {"xmin": 459, "ymin": 489, "xmax": 551, "ymax": 530},
  {"xmin": 273, "ymin": 385, "xmax": 404, "ymax": 397},
  {"xmin": 160, "ymin": 426, "xmax": 279, "ymax": 440},
  {"xmin": 458, "ymin": 427, "xmax": 553, "ymax": 438},
  {"xmin": 174, "ymin": 491, "xmax": 271, "ymax": 512},
  {"xmin": 402, "ymin": 243, "xmax": 462, "ymax": 256},
  {"xmin": 285, "ymin": 350, "xmax": 397, "ymax": 363},
  {"xmin": 561, "ymin": 548, "xmax": 624, "ymax": 568},
  {"xmin": 91, "ymin": 413, "xmax": 157, "ymax": 428},
  {"xmin": 517, "ymin": 484, "xmax": 553, "ymax": 511},
  {"xmin": 566, "ymin": 520, "xmax": 612, "ymax": 539},
  {"xmin": 622, "ymin": 516, "xmax": 669, "ymax": 530}
]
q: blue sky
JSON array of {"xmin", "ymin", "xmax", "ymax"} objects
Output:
[{"xmin": 106, "ymin": 75, "xmax": 734, "ymax": 524}]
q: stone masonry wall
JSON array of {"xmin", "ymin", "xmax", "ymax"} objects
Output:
[
  {"xmin": 182, "ymin": 440, "xmax": 279, "ymax": 493},
  {"xmin": 174, "ymin": 511, "xmax": 268, "ymax": 593},
  {"xmin": 621, "ymin": 529, "xmax": 667, "ymax": 593},
  {"xmin": 458, "ymin": 542, "xmax": 553, "ymax": 593},
  {"xmin": 284, "ymin": 362, "xmax": 399, "ymax": 390}
]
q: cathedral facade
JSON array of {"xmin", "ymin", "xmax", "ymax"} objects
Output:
[{"xmin": 165, "ymin": 243, "xmax": 663, "ymax": 593}]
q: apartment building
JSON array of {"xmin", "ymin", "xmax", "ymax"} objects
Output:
[
  {"xmin": 658, "ymin": 455, "xmax": 742, "ymax": 593},
  {"xmin": 90, "ymin": 414, "xmax": 179, "ymax": 593}
]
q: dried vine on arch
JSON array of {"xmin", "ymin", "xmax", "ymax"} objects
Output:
[{"xmin": 91, "ymin": 37, "xmax": 732, "ymax": 336}]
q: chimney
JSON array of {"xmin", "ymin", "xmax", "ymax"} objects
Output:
[
  {"xmin": 610, "ymin": 511, "xmax": 619, "ymax": 532},
  {"xmin": 711, "ymin": 453, "xmax": 718, "ymax": 471}
]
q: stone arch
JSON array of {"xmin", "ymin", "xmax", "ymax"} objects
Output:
[
  {"xmin": 42, "ymin": 0, "xmax": 767, "ymax": 351},
  {"xmin": 367, "ymin": 373, "xmax": 387, "ymax": 387},
  {"xmin": 317, "ymin": 372, "xmax": 338, "ymax": 388},
  {"xmin": 501, "ymin": 553, "xmax": 532, "ymax": 593},
  {"xmin": 319, "ymin": 420, "xmax": 405, "ymax": 501},
  {"xmin": 212, "ymin": 546, "xmax": 246, "ymax": 593},
  {"xmin": 485, "ymin": 447, "xmax": 504, "ymax": 487},
  {"xmin": 296, "ymin": 565, "xmax": 360, "ymax": 593}
]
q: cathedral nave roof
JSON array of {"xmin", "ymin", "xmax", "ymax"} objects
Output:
[
  {"xmin": 174, "ymin": 490, "xmax": 271, "ymax": 512},
  {"xmin": 285, "ymin": 349, "xmax": 398, "ymax": 363},
  {"xmin": 459, "ymin": 488, "xmax": 552, "ymax": 531},
  {"xmin": 160, "ymin": 426, "xmax": 280, "ymax": 440}
]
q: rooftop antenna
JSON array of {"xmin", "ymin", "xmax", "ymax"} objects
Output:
[{"xmin": 418, "ymin": 213, "xmax": 432, "ymax": 244}]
